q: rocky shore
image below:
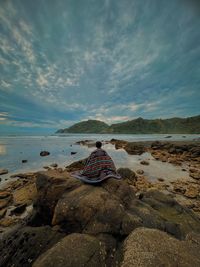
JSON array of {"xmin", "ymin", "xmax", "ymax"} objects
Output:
[{"xmin": 0, "ymin": 140, "xmax": 200, "ymax": 266}]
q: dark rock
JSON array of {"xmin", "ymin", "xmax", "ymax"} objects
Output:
[
  {"xmin": 22, "ymin": 160, "xmax": 28, "ymax": 163},
  {"xmin": 10, "ymin": 204, "xmax": 27, "ymax": 215},
  {"xmin": 71, "ymin": 152, "xmax": 77, "ymax": 155},
  {"xmin": 117, "ymin": 168, "xmax": 137, "ymax": 185},
  {"xmin": 40, "ymin": 151, "xmax": 50, "ymax": 157},
  {"xmin": 33, "ymin": 233, "xmax": 106, "ymax": 267},
  {"xmin": 0, "ymin": 226, "xmax": 65, "ymax": 267},
  {"xmin": 165, "ymin": 135, "xmax": 172, "ymax": 138},
  {"xmin": 136, "ymin": 169, "xmax": 144, "ymax": 175},
  {"xmin": 50, "ymin": 163, "xmax": 58, "ymax": 168},
  {"xmin": 0, "ymin": 168, "xmax": 8, "ymax": 175},
  {"xmin": 140, "ymin": 160, "xmax": 149, "ymax": 166}
]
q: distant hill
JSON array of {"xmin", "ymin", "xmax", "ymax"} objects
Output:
[
  {"xmin": 56, "ymin": 115, "xmax": 200, "ymax": 134},
  {"xmin": 56, "ymin": 120, "xmax": 109, "ymax": 134}
]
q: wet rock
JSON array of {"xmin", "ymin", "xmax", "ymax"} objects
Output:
[
  {"xmin": 70, "ymin": 151, "xmax": 77, "ymax": 155},
  {"xmin": 124, "ymin": 143, "xmax": 145, "ymax": 155},
  {"xmin": 0, "ymin": 208, "xmax": 7, "ymax": 219},
  {"xmin": 40, "ymin": 151, "xmax": 50, "ymax": 157},
  {"xmin": 165, "ymin": 135, "xmax": 172, "ymax": 138},
  {"xmin": 33, "ymin": 233, "xmax": 106, "ymax": 267},
  {"xmin": 0, "ymin": 196, "xmax": 11, "ymax": 209},
  {"xmin": 0, "ymin": 168, "xmax": 8, "ymax": 175},
  {"xmin": 136, "ymin": 169, "xmax": 144, "ymax": 175},
  {"xmin": 0, "ymin": 226, "xmax": 65, "ymax": 267},
  {"xmin": 158, "ymin": 178, "xmax": 165, "ymax": 182},
  {"xmin": 50, "ymin": 163, "xmax": 58, "ymax": 168},
  {"xmin": 184, "ymin": 185, "xmax": 200, "ymax": 199},
  {"xmin": 140, "ymin": 160, "xmax": 149, "ymax": 166},
  {"xmin": 22, "ymin": 160, "xmax": 28, "ymax": 163},
  {"xmin": 189, "ymin": 169, "xmax": 200, "ymax": 180},
  {"xmin": 121, "ymin": 228, "xmax": 200, "ymax": 267},
  {"xmin": 0, "ymin": 191, "xmax": 11, "ymax": 199},
  {"xmin": 117, "ymin": 168, "xmax": 137, "ymax": 185},
  {"xmin": 43, "ymin": 166, "xmax": 50, "ymax": 170}
]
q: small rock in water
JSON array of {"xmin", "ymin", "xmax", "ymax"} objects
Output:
[
  {"xmin": 50, "ymin": 163, "xmax": 58, "ymax": 168},
  {"xmin": 136, "ymin": 169, "xmax": 144, "ymax": 175},
  {"xmin": 22, "ymin": 160, "xmax": 28, "ymax": 163},
  {"xmin": 40, "ymin": 151, "xmax": 50, "ymax": 157},
  {"xmin": 43, "ymin": 166, "xmax": 50, "ymax": 170},
  {"xmin": 140, "ymin": 160, "xmax": 149, "ymax": 166},
  {"xmin": 71, "ymin": 152, "xmax": 77, "ymax": 155},
  {"xmin": 165, "ymin": 136, "xmax": 172, "ymax": 138},
  {"xmin": 0, "ymin": 169, "xmax": 8, "ymax": 175},
  {"xmin": 158, "ymin": 178, "xmax": 165, "ymax": 182}
]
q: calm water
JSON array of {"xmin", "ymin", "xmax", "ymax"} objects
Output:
[{"xmin": 0, "ymin": 133, "xmax": 199, "ymax": 185}]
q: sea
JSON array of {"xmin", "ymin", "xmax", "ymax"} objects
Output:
[{"xmin": 0, "ymin": 133, "xmax": 199, "ymax": 186}]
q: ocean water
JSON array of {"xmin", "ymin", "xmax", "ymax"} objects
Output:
[{"xmin": 0, "ymin": 133, "xmax": 199, "ymax": 185}]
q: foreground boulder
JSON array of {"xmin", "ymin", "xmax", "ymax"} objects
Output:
[
  {"xmin": 32, "ymin": 170, "xmax": 200, "ymax": 240},
  {"xmin": 33, "ymin": 233, "xmax": 106, "ymax": 267},
  {"xmin": 121, "ymin": 227, "xmax": 200, "ymax": 267},
  {"xmin": 0, "ymin": 226, "xmax": 64, "ymax": 267}
]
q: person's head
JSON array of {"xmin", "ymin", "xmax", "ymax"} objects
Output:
[{"xmin": 96, "ymin": 141, "xmax": 102, "ymax": 149}]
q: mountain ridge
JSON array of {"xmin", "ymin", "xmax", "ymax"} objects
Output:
[{"xmin": 56, "ymin": 115, "xmax": 200, "ymax": 134}]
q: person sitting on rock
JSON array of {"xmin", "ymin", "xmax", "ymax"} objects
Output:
[{"xmin": 81, "ymin": 141, "xmax": 117, "ymax": 179}]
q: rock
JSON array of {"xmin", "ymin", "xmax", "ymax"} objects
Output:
[
  {"xmin": 65, "ymin": 158, "xmax": 87, "ymax": 172},
  {"xmin": 71, "ymin": 151, "xmax": 77, "ymax": 155},
  {"xmin": 50, "ymin": 163, "xmax": 58, "ymax": 168},
  {"xmin": 22, "ymin": 160, "xmax": 28, "ymax": 163},
  {"xmin": 40, "ymin": 151, "xmax": 50, "ymax": 157},
  {"xmin": 184, "ymin": 185, "xmax": 200, "ymax": 199},
  {"xmin": 117, "ymin": 168, "xmax": 137, "ymax": 185},
  {"xmin": 10, "ymin": 203, "xmax": 27, "ymax": 215},
  {"xmin": 0, "ymin": 191, "xmax": 11, "ymax": 199},
  {"xmin": 136, "ymin": 169, "xmax": 144, "ymax": 175},
  {"xmin": 189, "ymin": 169, "xmax": 200, "ymax": 180},
  {"xmin": 0, "ymin": 168, "xmax": 8, "ymax": 175},
  {"xmin": 165, "ymin": 135, "xmax": 172, "ymax": 138},
  {"xmin": 13, "ymin": 181, "xmax": 37, "ymax": 206},
  {"xmin": 33, "ymin": 233, "xmax": 106, "ymax": 267},
  {"xmin": 140, "ymin": 160, "xmax": 149, "ymax": 166},
  {"xmin": 124, "ymin": 143, "xmax": 145, "ymax": 155},
  {"xmin": 0, "ymin": 208, "xmax": 7, "ymax": 219},
  {"xmin": 0, "ymin": 196, "xmax": 11, "ymax": 209},
  {"xmin": 0, "ymin": 226, "xmax": 64, "ymax": 267},
  {"xmin": 43, "ymin": 166, "xmax": 50, "ymax": 170},
  {"xmin": 121, "ymin": 228, "xmax": 200, "ymax": 267},
  {"xmin": 158, "ymin": 178, "xmax": 165, "ymax": 182}
]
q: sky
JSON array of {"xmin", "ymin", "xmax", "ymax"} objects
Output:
[{"xmin": 0, "ymin": 0, "xmax": 200, "ymax": 134}]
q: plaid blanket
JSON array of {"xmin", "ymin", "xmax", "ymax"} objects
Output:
[{"xmin": 81, "ymin": 148, "xmax": 116, "ymax": 178}]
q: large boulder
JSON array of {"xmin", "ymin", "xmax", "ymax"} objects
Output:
[
  {"xmin": 33, "ymin": 233, "xmax": 106, "ymax": 267},
  {"xmin": 121, "ymin": 227, "xmax": 200, "ymax": 267},
  {"xmin": 0, "ymin": 226, "xmax": 65, "ymax": 267},
  {"xmin": 52, "ymin": 180, "xmax": 140, "ymax": 235}
]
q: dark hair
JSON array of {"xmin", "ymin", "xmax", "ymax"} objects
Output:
[{"xmin": 96, "ymin": 141, "xmax": 102, "ymax": 148}]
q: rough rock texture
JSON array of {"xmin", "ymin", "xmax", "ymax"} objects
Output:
[
  {"xmin": 117, "ymin": 168, "xmax": 137, "ymax": 185},
  {"xmin": 0, "ymin": 226, "xmax": 64, "ymax": 267},
  {"xmin": 33, "ymin": 233, "xmax": 106, "ymax": 267},
  {"xmin": 31, "ymin": 171, "xmax": 200, "ymax": 240},
  {"xmin": 121, "ymin": 227, "xmax": 200, "ymax": 267}
]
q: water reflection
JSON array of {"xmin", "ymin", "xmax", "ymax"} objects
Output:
[{"xmin": 0, "ymin": 144, "xmax": 6, "ymax": 155}]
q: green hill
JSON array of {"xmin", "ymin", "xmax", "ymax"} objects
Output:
[
  {"xmin": 56, "ymin": 115, "xmax": 200, "ymax": 134},
  {"xmin": 57, "ymin": 120, "xmax": 109, "ymax": 134}
]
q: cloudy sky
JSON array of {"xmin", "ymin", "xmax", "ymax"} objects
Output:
[{"xmin": 0, "ymin": 0, "xmax": 200, "ymax": 134}]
